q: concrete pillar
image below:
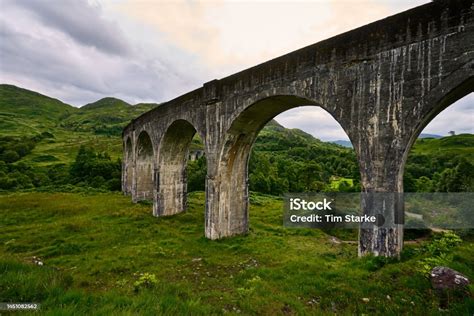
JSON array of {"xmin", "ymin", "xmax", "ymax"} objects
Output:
[
  {"xmin": 205, "ymin": 171, "xmax": 249, "ymax": 239},
  {"xmin": 358, "ymin": 192, "xmax": 404, "ymax": 258},
  {"xmin": 134, "ymin": 131, "xmax": 154, "ymax": 202},
  {"xmin": 154, "ymin": 120, "xmax": 196, "ymax": 216},
  {"xmin": 205, "ymin": 134, "xmax": 253, "ymax": 239},
  {"xmin": 122, "ymin": 137, "xmax": 134, "ymax": 195},
  {"xmin": 154, "ymin": 162, "xmax": 188, "ymax": 216},
  {"xmin": 357, "ymin": 149, "xmax": 405, "ymax": 258}
]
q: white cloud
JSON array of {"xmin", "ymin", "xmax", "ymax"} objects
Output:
[
  {"xmin": 0, "ymin": 0, "xmax": 208, "ymax": 105},
  {"xmin": 274, "ymin": 107, "xmax": 350, "ymax": 141},
  {"xmin": 422, "ymin": 94, "xmax": 474, "ymax": 136},
  {"xmin": 113, "ymin": 0, "xmax": 405, "ymax": 73}
]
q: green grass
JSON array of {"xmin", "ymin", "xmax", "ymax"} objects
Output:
[
  {"xmin": 329, "ymin": 177, "xmax": 354, "ymax": 190},
  {"xmin": 1, "ymin": 192, "xmax": 472, "ymax": 315}
]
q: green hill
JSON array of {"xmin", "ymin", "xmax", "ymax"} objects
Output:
[
  {"xmin": 254, "ymin": 119, "xmax": 325, "ymax": 151},
  {"xmin": 404, "ymin": 134, "xmax": 474, "ymax": 192},
  {"xmin": 0, "ymin": 84, "xmax": 75, "ymax": 118},
  {"xmin": 81, "ymin": 97, "xmax": 131, "ymax": 110},
  {"xmin": 410, "ymin": 134, "xmax": 474, "ymax": 159},
  {"xmin": 0, "ymin": 84, "xmax": 351, "ymax": 167},
  {"xmin": 61, "ymin": 98, "xmax": 156, "ymax": 136},
  {"xmin": 0, "ymin": 85, "xmax": 158, "ymax": 165},
  {"xmin": 0, "ymin": 84, "xmax": 77, "ymax": 136},
  {"xmin": 0, "ymin": 87, "xmax": 152, "ymax": 165}
]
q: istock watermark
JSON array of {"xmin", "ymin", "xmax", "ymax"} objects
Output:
[
  {"xmin": 283, "ymin": 192, "xmax": 474, "ymax": 229},
  {"xmin": 289, "ymin": 197, "xmax": 333, "ymax": 211}
]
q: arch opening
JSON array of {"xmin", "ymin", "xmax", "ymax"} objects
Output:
[
  {"xmin": 208, "ymin": 95, "xmax": 358, "ymax": 239},
  {"xmin": 400, "ymin": 77, "xmax": 474, "ymax": 184},
  {"xmin": 155, "ymin": 119, "xmax": 202, "ymax": 217},
  {"xmin": 135, "ymin": 131, "xmax": 154, "ymax": 201},
  {"xmin": 401, "ymin": 86, "xmax": 473, "ymax": 237}
]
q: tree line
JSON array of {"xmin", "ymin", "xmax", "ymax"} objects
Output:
[
  {"xmin": 0, "ymin": 136, "xmax": 120, "ymax": 192},
  {"xmin": 1, "ymin": 134, "xmax": 472, "ymax": 194}
]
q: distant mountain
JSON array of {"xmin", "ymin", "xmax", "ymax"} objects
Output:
[
  {"xmin": 81, "ymin": 97, "xmax": 131, "ymax": 110},
  {"xmin": 410, "ymin": 134, "xmax": 474, "ymax": 159},
  {"xmin": 265, "ymin": 119, "xmax": 285, "ymax": 131},
  {"xmin": 0, "ymin": 84, "xmax": 76, "ymax": 118},
  {"xmin": 329, "ymin": 134, "xmax": 444, "ymax": 148},
  {"xmin": 331, "ymin": 140, "xmax": 353, "ymax": 148},
  {"xmin": 62, "ymin": 97, "xmax": 157, "ymax": 136},
  {"xmin": 254, "ymin": 119, "xmax": 327, "ymax": 152},
  {"xmin": 0, "ymin": 84, "xmax": 159, "ymax": 138},
  {"xmin": 419, "ymin": 133, "xmax": 442, "ymax": 139},
  {"xmin": 0, "ymin": 84, "xmax": 78, "ymax": 136}
]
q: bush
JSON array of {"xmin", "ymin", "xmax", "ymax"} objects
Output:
[
  {"xmin": 425, "ymin": 231, "xmax": 462, "ymax": 256},
  {"xmin": 133, "ymin": 273, "xmax": 158, "ymax": 291},
  {"xmin": 1, "ymin": 150, "xmax": 20, "ymax": 163},
  {"xmin": 417, "ymin": 232, "xmax": 462, "ymax": 276},
  {"xmin": 69, "ymin": 146, "xmax": 121, "ymax": 191}
]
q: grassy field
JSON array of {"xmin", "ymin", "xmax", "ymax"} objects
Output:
[
  {"xmin": 1, "ymin": 192, "xmax": 472, "ymax": 315},
  {"xmin": 23, "ymin": 131, "xmax": 123, "ymax": 166}
]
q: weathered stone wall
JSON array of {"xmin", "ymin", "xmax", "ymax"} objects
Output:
[
  {"xmin": 155, "ymin": 120, "xmax": 197, "ymax": 217},
  {"xmin": 123, "ymin": 0, "xmax": 474, "ymax": 257},
  {"xmin": 134, "ymin": 131, "xmax": 154, "ymax": 201},
  {"xmin": 122, "ymin": 137, "xmax": 133, "ymax": 195}
]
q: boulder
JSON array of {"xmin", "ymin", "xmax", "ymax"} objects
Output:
[
  {"xmin": 430, "ymin": 266, "xmax": 470, "ymax": 291},
  {"xmin": 430, "ymin": 266, "xmax": 470, "ymax": 308}
]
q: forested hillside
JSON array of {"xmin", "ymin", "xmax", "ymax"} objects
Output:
[
  {"xmin": 404, "ymin": 135, "xmax": 474, "ymax": 192},
  {"xmin": 0, "ymin": 84, "xmax": 156, "ymax": 191}
]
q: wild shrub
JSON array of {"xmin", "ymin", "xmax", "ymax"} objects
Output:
[
  {"xmin": 69, "ymin": 146, "xmax": 121, "ymax": 191},
  {"xmin": 133, "ymin": 273, "xmax": 158, "ymax": 291},
  {"xmin": 417, "ymin": 231, "xmax": 462, "ymax": 276}
]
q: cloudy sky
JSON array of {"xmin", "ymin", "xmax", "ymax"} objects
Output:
[{"xmin": 0, "ymin": 0, "xmax": 472, "ymax": 140}]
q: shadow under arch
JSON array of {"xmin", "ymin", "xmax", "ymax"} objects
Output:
[
  {"xmin": 398, "ymin": 77, "xmax": 474, "ymax": 189},
  {"xmin": 123, "ymin": 137, "xmax": 133, "ymax": 195},
  {"xmin": 135, "ymin": 130, "xmax": 154, "ymax": 201},
  {"xmin": 155, "ymin": 119, "xmax": 204, "ymax": 217},
  {"xmin": 208, "ymin": 94, "xmax": 354, "ymax": 239}
]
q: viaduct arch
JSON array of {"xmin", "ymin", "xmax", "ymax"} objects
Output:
[{"xmin": 122, "ymin": 0, "xmax": 474, "ymax": 257}]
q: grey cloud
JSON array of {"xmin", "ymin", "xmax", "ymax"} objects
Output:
[
  {"xmin": 0, "ymin": 21, "xmax": 110, "ymax": 95},
  {"xmin": 10, "ymin": 0, "xmax": 131, "ymax": 56},
  {"xmin": 0, "ymin": 0, "xmax": 207, "ymax": 105}
]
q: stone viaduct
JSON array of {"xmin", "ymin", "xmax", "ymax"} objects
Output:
[{"xmin": 122, "ymin": 0, "xmax": 473, "ymax": 257}]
